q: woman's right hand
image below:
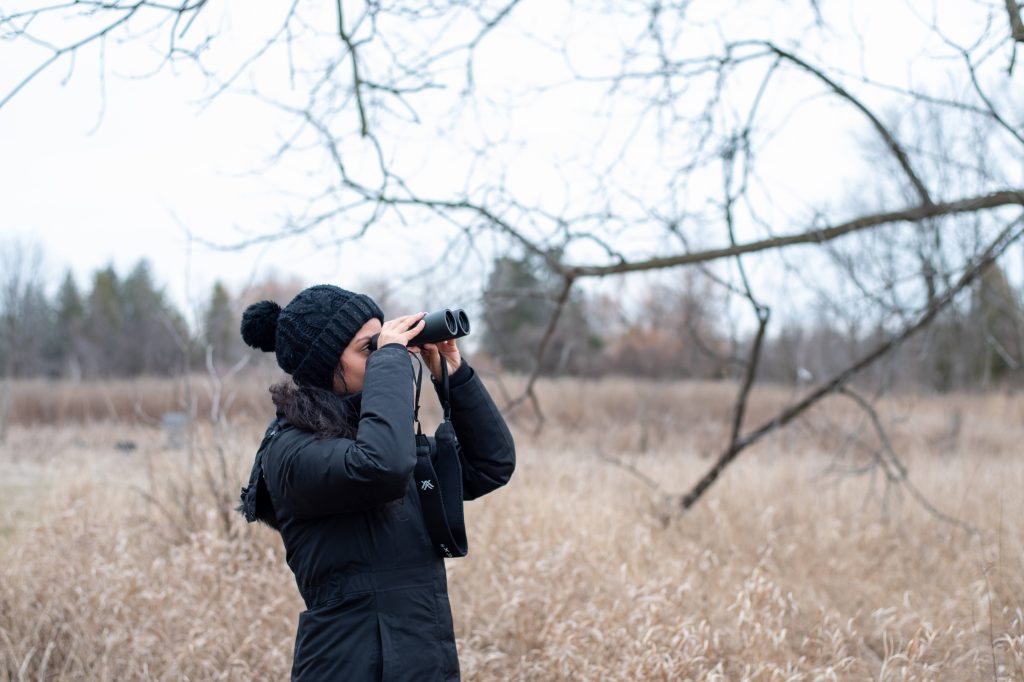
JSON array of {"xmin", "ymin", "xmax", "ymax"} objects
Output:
[{"xmin": 375, "ymin": 312, "xmax": 426, "ymax": 348}]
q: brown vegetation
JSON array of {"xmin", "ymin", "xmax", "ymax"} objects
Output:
[
  {"xmin": 1, "ymin": 372, "xmax": 279, "ymax": 428},
  {"xmin": 1, "ymin": 375, "xmax": 1023, "ymax": 680}
]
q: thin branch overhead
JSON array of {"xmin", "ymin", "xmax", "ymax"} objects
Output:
[
  {"xmin": 1007, "ymin": 0, "xmax": 1024, "ymax": 43},
  {"xmin": 0, "ymin": 1, "xmax": 210, "ymax": 110},
  {"xmin": 4, "ymin": 1, "xmax": 1024, "ymax": 515},
  {"xmin": 681, "ymin": 214, "xmax": 1024, "ymax": 510}
]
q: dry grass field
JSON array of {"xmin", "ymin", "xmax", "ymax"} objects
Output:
[{"xmin": 1, "ymin": 375, "xmax": 1023, "ymax": 680}]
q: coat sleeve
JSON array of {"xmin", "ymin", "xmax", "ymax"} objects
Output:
[
  {"xmin": 432, "ymin": 361, "xmax": 516, "ymax": 500},
  {"xmin": 267, "ymin": 344, "xmax": 417, "ymax": 517}
]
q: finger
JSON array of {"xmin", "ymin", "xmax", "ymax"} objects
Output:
[
  {"xmin": 401, "ymin": 312, "xmax": 427, "ymax": 331},
  {"xmin": 399, "ymin": 319, "xmax": 427, "ymax": 339},
  {"xmin": 384, "ymin": 312, "xmax": 425, "ymax": 328}
]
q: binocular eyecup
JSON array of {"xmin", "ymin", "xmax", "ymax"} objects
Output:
[{"xmin": 368, "ymin": 308, "xmax": 470, "ymax": 351}]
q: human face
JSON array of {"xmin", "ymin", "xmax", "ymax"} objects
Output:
[{"xmin": 334, "ymin": 317, "xmax": 382, "ymax": 395}]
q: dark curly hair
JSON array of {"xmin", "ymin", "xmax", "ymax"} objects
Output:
[{"xmin": 269, "ymin": 364, "xmax": 358, "ymax": 439}]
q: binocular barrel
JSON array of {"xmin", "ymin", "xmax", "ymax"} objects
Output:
[{"xmin": 369, "ymin": 308, "xmax": 470, "ymax": 351}]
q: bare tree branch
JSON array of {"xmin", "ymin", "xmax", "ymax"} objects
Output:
[
  {"xmin": 0, "ymin": 1, "xmax": 210, "ymax": 110},
  {"xmin": 722, "ymin": 142, "xmax": 771, "ymax": 446},
  {"xmin": 1, "ymin": 5, "xmax": 140, "ymax": 110},
  {"xmin": 838, "ymin": 386, "xmax": 977, "ymax": 535},
  {"xmin": 760, "ymin": 41, "xmax": 933, "ymax": 205},
  {"xmin": 504, "ymin": 274, "xmax": 575, "ymax": 432},
  {"xmin": 567, "ymin": 191, "xmax": 1024, "ymax": 278},
  {"xmin": 594, "ymin": 445, "xmax": 664, "ymax": 492},
  {"xmin": 336, "ymin": 0, "xmax": 369, "ymax": 138},
  {"xmin": 254, "ymin": 186, "xmax": 1023, "ymax": 280},
  {"xmin": 960, "ymin": 48, "xmax": 1024, "ymax": 148},
  {"xmin": 1007, "ymin": 0, "xmax": 1024, "ymax": 43},
  {"xmin": 681, "ymin": 214, "xmax": 1024, "ymax": 509}
]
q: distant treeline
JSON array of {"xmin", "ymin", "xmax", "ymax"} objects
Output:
[
  {"xmin": 2, "ymin": 260, "xmax": 178, "ymax": 378},
  {"xmin": 0, "ymin": 236, "xmax": 314, "ymax": 380},
  {"xmin": 482, "ymin": 251, "xmax": 1024, "ymax": 391},
  {"xmin": 2, "ymin": 245, "xmax": 1022, "ymax": 390}
]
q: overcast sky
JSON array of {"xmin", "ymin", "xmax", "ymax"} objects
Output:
[
  {"xmin": 1, "ymin": 1, "xmax": 1015, "ymax": 329},
  {"xmin": 0, "ymin": 38, "xmax": 427, "ymax": 317}
]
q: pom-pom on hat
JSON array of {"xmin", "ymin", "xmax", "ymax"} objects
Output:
[
  {"xmin": 240, "ymin": 300, "xmax": 281, "ymax": 352},
  {"xmin": 240, "ymin": 285, "xmax": 384, "ymax": 389}
]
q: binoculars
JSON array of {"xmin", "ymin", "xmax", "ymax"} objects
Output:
[{"xmin": 368, "ymin": 308, "xmax": 471, "ymax": 351}]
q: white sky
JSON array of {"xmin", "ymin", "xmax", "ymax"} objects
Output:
[
  {"xmin": 0, "ymin": 43, "xmax": 421, "ymax": 317},
  {"xmin": 0, "ymin": 0, "xmax": 1018, "ymax": 331}
]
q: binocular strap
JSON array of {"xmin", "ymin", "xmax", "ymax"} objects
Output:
[
  {"xmin": 412, "ymin": 355, "xmax": 468, "ymax": 558},
  {"xmin": 413, "ymin": 429, "xmax": 468, "ymax": 558}
]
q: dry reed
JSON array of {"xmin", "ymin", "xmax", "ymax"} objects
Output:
[{"xmin": 1, "ymin": 375, "xmax": 1022, "ymax": 680}]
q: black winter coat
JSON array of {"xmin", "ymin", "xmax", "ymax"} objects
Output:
[{"xmin": 240, "ymin": 344, "xmax": 515, "ymax": 681}]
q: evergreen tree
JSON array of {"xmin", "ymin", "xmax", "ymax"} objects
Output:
[
  {"xmin": 80, "ymin": 265, "xmax": 122, "ymax": 376},
  {"xmin": 78, "ymin": 261, "xmax": 189, "ymax": 377},
  {"xmin": 481, "ymin": 251, "xmax": 600, "ymax": 374},
  {"xmin": 120, "ymin": 259, "xmax": 189, "ymax": 376},
  {"xmin": 968, "ymin": 262, "xmax": 1023, "ymax": 384},
  {"xmin": 54, "ymin": 270, "xmax": 85, "ymax": 378},
  {"xmin": 203, "ymin": 280, "xmax": 240, "ymax": 369}
]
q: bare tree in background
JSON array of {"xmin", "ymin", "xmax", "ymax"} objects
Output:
[
  {"xmin": 3, "ymin": 0, "xmax": 1024, "ymax": 510},
  {"xmin": 0, "ymin": 240, "xmax": 51, "ymax": 440},
  {"xmin": 0, "ymin": 240, "xmax": 50, "ymax": 376}
]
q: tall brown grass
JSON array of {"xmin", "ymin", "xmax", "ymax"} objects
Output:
[
  {"xmin": 1, "ymin": 372, "xmax": 280, "ymax": 427},
  {"xmin": 1, "ymin": 376, "xmax": 1022, "ymax": 680}
]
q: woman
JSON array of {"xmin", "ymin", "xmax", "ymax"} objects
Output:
[{"xmin": 237, "ymin": 284, "xmax": 515, "ymax": 681}]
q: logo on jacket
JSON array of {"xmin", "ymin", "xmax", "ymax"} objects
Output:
[{"xmin": 420, "ymin": 479, "xmax": 435, "ymax": 491}]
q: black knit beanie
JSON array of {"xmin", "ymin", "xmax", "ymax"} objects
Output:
[{"xmin": 240, "ymin": 285, "xmax": 384, "ymax": 389}]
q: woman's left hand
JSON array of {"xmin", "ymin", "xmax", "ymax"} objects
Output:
[{"xmin": 410, "ymin": 338, "xmax": 462, "ymax": 382}]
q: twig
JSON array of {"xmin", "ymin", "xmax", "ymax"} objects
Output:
[
  {"xmin": 722, "ymin": 148, "xmax": 771, "ymax": 447},
  {"xmin": 594, "ymin": 446, "xmax": 663, "ymax": 493},
  {"xmin": 681, "ymin": 214, "xmax": 1024, "ymax": 509},
  {"xmin": 839, "ymin": 386, "xmax": 977, "ymax": 535},
  {"xmin": 336, "ymin": 0, "xmax": 369, "ymax": 137},
  {"xmin": 1007, "ymin": 0, "xmax": 1024, "ymax": 42},
  {"xmin": 566, "ymin": 191, "xmax": 1024, "ymax": 278},
  {"xmin": 504, "ymin": 274, "xmax": 575, "ymax": 433},
  {"xmin": 761, "ymin": 41, "xmax": 933, "ymax": 205}
]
